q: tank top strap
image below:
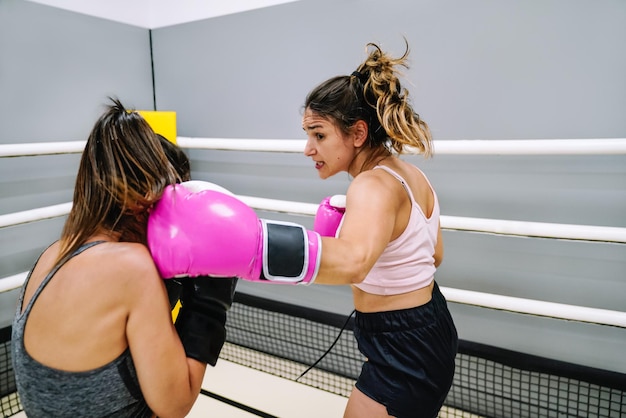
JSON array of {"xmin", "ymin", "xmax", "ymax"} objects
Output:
[
  {"xmin": 373, "ymin": 165, "xmax": 417, "ymax": 203},
  {"xmin": 19, "ymin": 241, "xmax": 106, "ymax": 318},
  {"xmin": 412, "ymin": 166, "xmax": 438, "ymax": 201}
]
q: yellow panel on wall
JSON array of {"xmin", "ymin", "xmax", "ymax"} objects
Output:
[{"xmin": 138, "ymin": 110, "xmax": 177, "ymax": 144}]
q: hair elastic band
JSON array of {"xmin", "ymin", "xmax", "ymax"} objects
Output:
[{"xmin": 351, "ymin": 71, "xmax": 367, "ymax": 84}]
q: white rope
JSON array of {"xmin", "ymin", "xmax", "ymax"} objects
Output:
[
  {"xmin": 177, "ymin": 137, "xmax": 626, "ymax": 155},
  {"xmin": 238, "ymin": 197, "xmax": 626, "ymax": 243},
  {"xmin": 0, "ymin": 203, "xmax": 73, "ymax": 228},
  {"xmin": 3, "ymin": 138, "xmax": 626, "ymax": 157},
  {"xmin": 179, "ymin": 138, "xmax": 306, "ymax": 153},
  {"xmin": 0, "ymin": 141, "xmax": 86, "ymax": 157},
  {"xmin": 439, "ymin": 215, "xmax": 626, "ymax": 243},
  {"xmin": 2, "ymin": 198, "xmax": 625, "ymax": 243},
  {"xmin": 440, "ymin": 287, "xmax": 626, "ymax": 328},
  {"xmin": 0, "ymin": 272, "xmax": 28, "ymax": 293},
  {"xmin": 239, "ymin": 196, "xmax": 319, "ymax": 216},
  {"xmin": 0, "ymin": 271, "xmax": 623, "ymax": 327},
  {"xmin": 431, "ymin": 138, "xmax": 626, "ymax": 155}
]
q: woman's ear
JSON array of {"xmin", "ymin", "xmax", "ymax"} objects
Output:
[{"xmin": 352, "ymin": 120, "xmax": 368, "ymax": 148}]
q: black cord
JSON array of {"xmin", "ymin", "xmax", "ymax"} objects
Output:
[
  {"xmin": 200, "ymin": 389, "xmax": 277, "ymax": 417},
  {"xmin": 149, "ymin": 29, "xmax": 156, "ymax": 110},
  {"xmin": 296, "ymin": 309, "xmax": 356, "ymax": 382}
]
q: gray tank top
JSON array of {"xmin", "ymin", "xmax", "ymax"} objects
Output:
[{"xmin": 11, "ymin": 241, "xmax": 152, "ymax": 418}]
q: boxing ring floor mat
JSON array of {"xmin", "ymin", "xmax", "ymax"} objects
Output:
[
  {"xmin": 191, "ymin": 359, "xmax": 477, "ymax": 418},
  {"xmin": 189, "ymin": 358, "xmax": 349, "ymax": 417}
]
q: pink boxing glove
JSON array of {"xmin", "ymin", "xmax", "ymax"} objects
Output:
[
  {"xmin": 147, "ymin": 181, "xmax": 320, "ymax": 285},
  {"xmin": 314, "ymin": 195, "xmax": 346, "ymax": 238}
]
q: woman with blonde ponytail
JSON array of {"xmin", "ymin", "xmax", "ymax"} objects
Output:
[{"xmin": 303, "ymin": 42, "xmax": 458, "ymax": 418}]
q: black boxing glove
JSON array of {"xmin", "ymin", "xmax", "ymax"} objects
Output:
[
  {"xmin": 174, "ymin": 276, "xmax": 238, "ymax": 366},
  {"xmin": 164, "ymin": 279, "xmax": 183, "ymax": 311}
]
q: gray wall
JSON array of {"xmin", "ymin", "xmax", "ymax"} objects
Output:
[
  {"xmin": 152, "ymin": 0, "xmax": 626, "ymax": 373},
  {"xmin": 0, "ymin": 0, "xmax": 625, "ymax": 375},
  {"xmin": 0, "ymin": 0, "xmax": 155, "ymax": 325}
]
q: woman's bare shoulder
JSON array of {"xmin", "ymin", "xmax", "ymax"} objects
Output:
[
  {"xmin": 91, "ymin": 242, "xmax": 162, "ymax": 284},
  {"xmin": 350, "ymin": 167, "xmax": 402, "ymax": 202}
]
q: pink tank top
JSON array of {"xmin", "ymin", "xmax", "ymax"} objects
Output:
[{"xmin": 353, "ymin": 165, "xmax": 440, "ymax": 295}]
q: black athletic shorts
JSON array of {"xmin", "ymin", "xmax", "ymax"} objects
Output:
[{"xmin": 354, "ymin": 282, "xmax": 458, "ymax": 418}]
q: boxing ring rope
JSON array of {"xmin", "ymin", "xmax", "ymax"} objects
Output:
[
  {"xmin": 3, "ymin": 137, "xmax": 626, "ymax": 157},
  {"xmin": 3, "ymin": 198, "xmax": 626, "ymax": 243},
  {"xmin": 2, "ymin": 138, "xmax": 626, "ymax": 328}
]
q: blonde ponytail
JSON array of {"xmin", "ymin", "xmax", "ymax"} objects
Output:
[{"xmin": 355, "ymin": 42, "xmax": 433, "ymax": 157}]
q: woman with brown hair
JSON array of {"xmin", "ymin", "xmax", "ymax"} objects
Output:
[{"xmin": 12, "ymin": 98, "xmax": 217, "ymax": 417}]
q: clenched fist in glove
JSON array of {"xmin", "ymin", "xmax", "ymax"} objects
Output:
[
  {"xmin": 148, "ymin": 181, "xmax": 321, "ymax": 285},
  {"xmin": 173, "ymin": 276, "xmax": 237, "ymax": 366},
  {"xmin": 314, "ymin": 195, "xmax": 346, "ymax": 238}
]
